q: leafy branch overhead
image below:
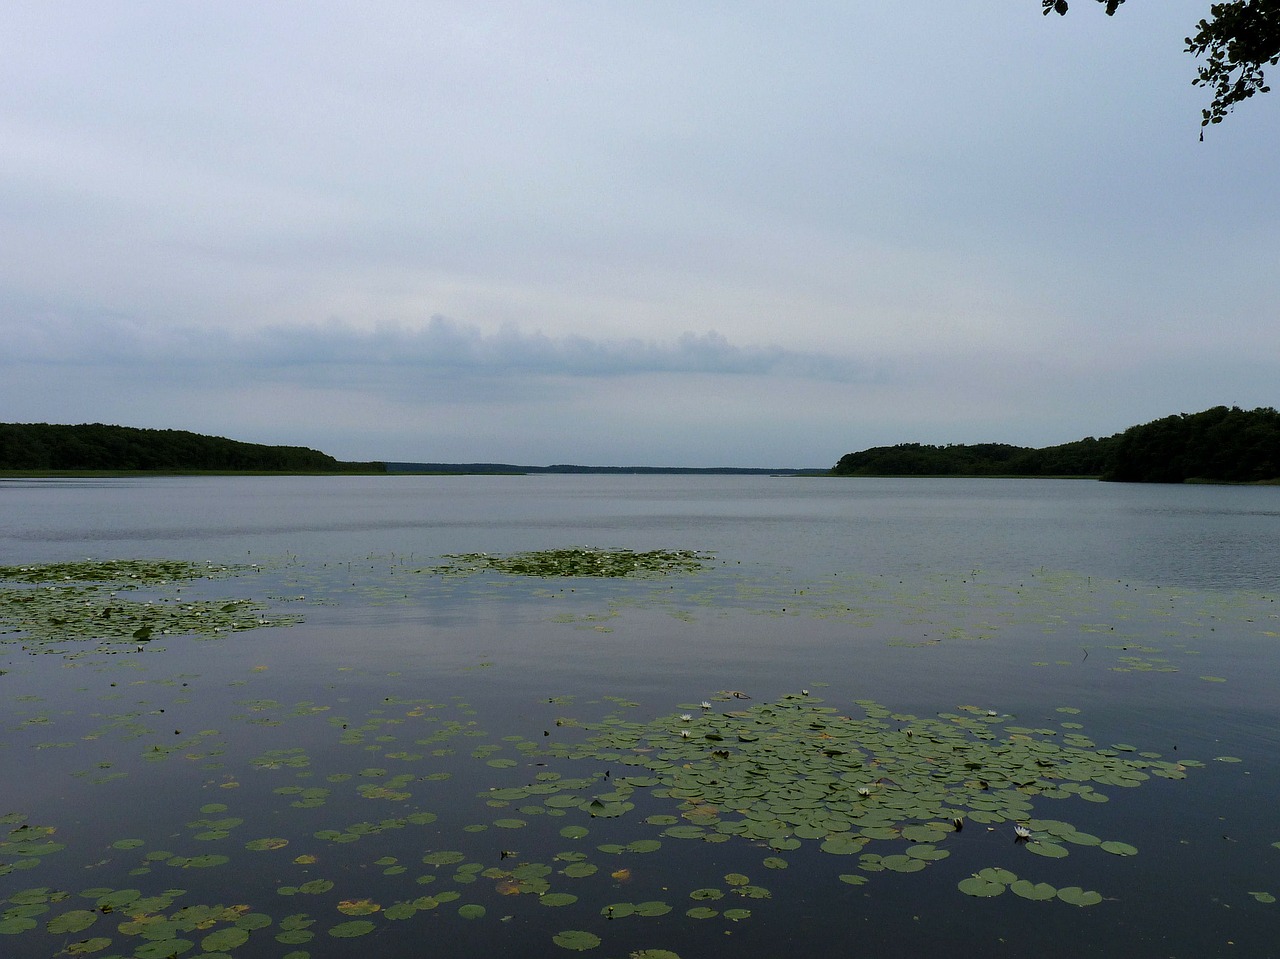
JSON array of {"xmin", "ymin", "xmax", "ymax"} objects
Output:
[{"xmin": 1044, "ymin": 0, "xmax": 1280, "ymax": 126}]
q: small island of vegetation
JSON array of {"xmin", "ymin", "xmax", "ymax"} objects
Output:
[
  {"xmin": 832, "ymin": 406, "xmax": 1280, "ymax": 484},
  {"xmin": 0, "ymin": 423, "xmax": 386, "ymax": 474}
]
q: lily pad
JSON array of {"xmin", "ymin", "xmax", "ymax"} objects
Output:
[
  {"xmin": 1010, "ymin": 879, "xmax": 1058, "ymax": 901},
  {"xmin": 540, "ymin": 893, "xmax": 578, "ymax": 907},
  {"xmin": 553, "ymin": 929, "xmax": 602, "ymax": 950},
  {"xmin": 1099, "ymin": 840, "xmax": 1138, "ymax": 857},
  {"xmin": 45, "ymin": 910, "xmax": 99, "ymax": 934},
  {"xmin": 1057, "ymin": 886, "xmax": 1103, "ymax": 907},
  {"xmin": 634, "ymin": 901, "xmax": 673, "ymax": 917},
  {"xmin": 958, "ymin": 876, "xmax": 1005, "ymax": 897},
  {"xmin": 329, "ymin": 919, "xmax": 377, "ymax": 937}
]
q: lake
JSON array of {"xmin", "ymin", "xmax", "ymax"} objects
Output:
[{"xmin": 1, "ymin": 475, "xmax": 1278, "ymax": 958}]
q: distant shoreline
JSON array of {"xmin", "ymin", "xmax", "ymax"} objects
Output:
[
  {"xmin": 0, "ymin": 467, "xmax": 826, "ymax": 478},
  {"xmin": 4, "ymin": 471, "xmax": 1277, "ymax": 486}
]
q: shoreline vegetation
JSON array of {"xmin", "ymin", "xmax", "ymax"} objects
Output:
[
  {"xmin": 2, "ymin": 406, "xmax": 1277, "ymax": 483},
  {"xmin": 0, "ymin": 423, "xmax": 387, "ymax": 474},
  {"xmin": 833, "ymin": 406, "xmax": 1280, "ymax": 485}
]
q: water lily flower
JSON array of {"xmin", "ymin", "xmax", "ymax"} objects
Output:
[
  {"xmin": 679, "ymin": 714, "xmax": 693, "ymax": 722},
  {"xmin": 680, "ymin": 729, "xmax": 691, "ymax": 738},
  {"xmin": 1014, "ymin": 824, "xmax": 1032, "ymax": 840},
  {"xmin": 700, "ymin": 701, "xmax": 712, "ymax": 710}
]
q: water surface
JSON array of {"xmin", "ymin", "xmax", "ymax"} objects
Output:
[{"xmin": 1, "ymin": 476, "xmax": 1278, "ymax": 958}]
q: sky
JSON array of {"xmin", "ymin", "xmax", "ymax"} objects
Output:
[{"xmin": 3, "ymin": 2, "xmax": 1277, "ymax": 467}]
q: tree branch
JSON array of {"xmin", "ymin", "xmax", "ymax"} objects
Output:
[{"xmin": 1044, "ymin": 0, "xmax": 1280, "ymax": 125}]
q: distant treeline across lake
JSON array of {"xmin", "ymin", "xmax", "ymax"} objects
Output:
[
  {"xmin": 0, "ymin": 423, "xmax": 386, "ymax": 473},
  {"xmin": 3, "ymin": 406, "xmax": 1277, "ymax": 482},
  {"xmin": 832, "ymin": 406, "xmax": 1280, "ymax": 483}
]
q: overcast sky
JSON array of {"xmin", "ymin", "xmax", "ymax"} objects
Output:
[{"xmin": 3, "ymin": 2, "xmax": 1276, "ymax": 466}]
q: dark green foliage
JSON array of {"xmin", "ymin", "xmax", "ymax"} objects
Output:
[
  {"xmin": 1105, "ymin": 406, "xmax": 1280, "ymax": 482},
  {"xmin": 832, "ymin": 407, "xmax": 1280, "ymax": 483},
  {"xmin": 832, "ymin": 436, "xmax": 1118, "ymax": 478},
  {"xmin": 0, "ymin": 423, "xmax": 385, "ymax": 473},
  {"xmin": 1185, "ymin": 1, "xmax": 1280, "ymax": 126},
  {"xmin": 1043, "ymin": 0, "xmax": 1280, "ymax": 127},
  {"xmin": 833, "ymin": 443, "xmax": 1024, "ymax": 477}
]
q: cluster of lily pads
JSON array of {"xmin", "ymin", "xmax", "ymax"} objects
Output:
[
  {"xmin": 0, "ymin": 559, "xmax": 300, "ymax": 651},
  {"xmin": 3, "ymin": 552, "xmax": 1275, "ymax": 958},
  {"xmin": 1, "ymin": 673, "xmax": 1211, "ymax": 959},
  {"xmin": 538, "ymin": 692, "xmax": 1191, "ymax": 901},
  {"xmin": 427, "ymin": 548, "xmax": 712, "ymax": 579}
]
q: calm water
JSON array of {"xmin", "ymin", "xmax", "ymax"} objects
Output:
[
  {"xmin": 4, "ymin": 474, "xmax": 1279, "ymax": 586},
  {"xmin": 2, "ymin": 476, "xmax": 1279, "ymax": 958}
]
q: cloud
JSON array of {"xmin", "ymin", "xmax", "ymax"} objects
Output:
[{"xmin": 2, "ymin": 310, "xmax": 866, "ymax": 385}]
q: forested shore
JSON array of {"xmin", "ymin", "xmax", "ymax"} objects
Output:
[
  {"xmin": 832, "ymin": 406, "xmax": 1280, "ymax": 484},
  {"xmin": 0, "ymin": 423, "xmax": 386, "ymax": 473}
]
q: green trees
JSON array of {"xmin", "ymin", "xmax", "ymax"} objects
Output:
[
  {"xmin": 831, "ymin": 407, "xmax": 1280, "ymax": 483},
  {"xmin": 0, "ymin": 424, "xmax": 386, "ymax": 473},
  {"xmin": 1044, "ymin": 0, "xmax": 1280, "ymax": 126},
  {"xmin": 831, "ymin": 437, "xmax": 1117, "ymax": 478},
  {"xmin": 1105, "ymin": 406, "xmax": 1280, "ymax": 482}
]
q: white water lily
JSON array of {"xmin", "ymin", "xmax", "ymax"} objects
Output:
[
  {"xmin": 679, "ymin": 714, "xmax": 693, "ymax": 722},
  {"xmin": 680, "ymin": 729, "xmax": 691, "ymax": 738},
  {"xmin": 1014, "ymin": 824, "xmax": 1032, "ymax": 840},
  {"xmin": 700, "ymin": 701, "xmax": 712, "ymax": 710}
]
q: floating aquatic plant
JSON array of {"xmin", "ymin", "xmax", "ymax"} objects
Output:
[
  {"xmin": 0, "ymin": 558, "xmax": 299, "ymax": 649},
  {"xmin": 427, "ymin": 548, "xmax": 711, "ymax": 579}
]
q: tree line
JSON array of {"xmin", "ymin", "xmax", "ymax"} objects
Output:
[
  {"xmin": 0, "ymin": 423, "xmax": 386, "ymax": 473},
  {"xmin": 832, "ymin": 406, "xmax": 1280, "ymax": 483}
]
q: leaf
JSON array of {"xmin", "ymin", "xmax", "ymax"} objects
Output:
[
  {"xmin": 1100, "ymin": 841, "xmax": 1138, "ymax": 857},
  {"xmin": 67, "ymin": 938, "xmax": 113, "ymax": 956},
  {"xmin": 329, "ymin": 919, "xmax": 377, "ymax": 937},
  {"xmin": 1026, "ymin": 841, "xmax": 1069, "ymax": 859},
  {"xmin": 553, "ymin": 929, "xmax": 602, "ymax": 951},
  {"xmin": 1057, "ymin": 886, "xmax": 1103, "ymax": 907},
  {"xmin": 539, "ymin": 893, "xmax": 578, "ymax": 907},
  {"xmin": 977, "ymin": 867, "xmax": 1017, "ymax": 884},
  {"xmin": 633, "ymin": 901, "xmax": 672, "ymax": 917},
  {"xmin": 1010, "ymin": 879, "xmax": 1057, "ymax": 901},
  {"xmin": 45, "ymin": 910, "xmax": 98, "ymax": 934},
  {"xmin": 958, "ymin": 876, "xmax": 1005, "ymax": 897},
  {"xmin": 201, "ymin": 927, "xmax": 249, "ymax": 951}
]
